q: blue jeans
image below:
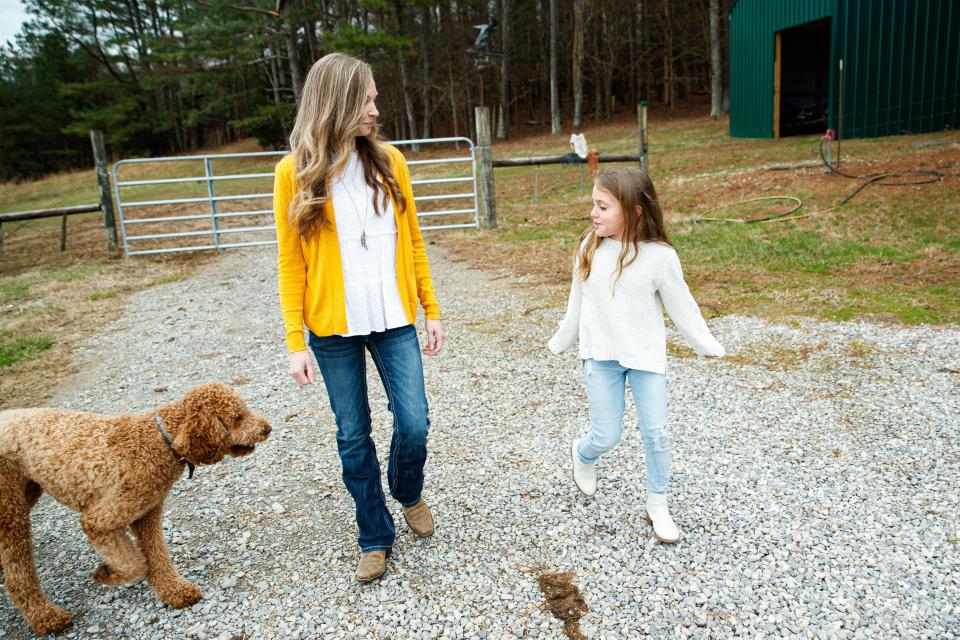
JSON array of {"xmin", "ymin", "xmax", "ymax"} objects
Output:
[
  {"xmin": 308, "ymin": 324, "xmax": 430, "ymax": 552},
  {"xmin": 575, "ymin": 359, "xmax": 670, "ymax": 494}
]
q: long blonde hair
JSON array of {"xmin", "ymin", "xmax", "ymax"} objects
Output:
[
  {"xmin": 576, "ymin": 167, "xmax": 672, "ymax": 284},
  {"xmin": 289, "ymin": 53, "xmax": 407, "ymax": 238}
]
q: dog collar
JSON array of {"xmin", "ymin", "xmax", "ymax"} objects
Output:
[{"xmin": 155, "ymin": 414, "xmax": 195, "ymax": 479}]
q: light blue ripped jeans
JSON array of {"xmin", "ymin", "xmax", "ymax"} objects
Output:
[{"xmin": 575, "ymin": 359, "xmax": 670, "ymax": 494}]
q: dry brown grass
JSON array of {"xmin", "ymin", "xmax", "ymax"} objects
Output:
[
  {"xmin": 0, "ymin": 214, "xmax": 211, "ymax": 409},
  {"xmin": 429, "ymin": 109, "xmax": 960, "ymax": 325}
]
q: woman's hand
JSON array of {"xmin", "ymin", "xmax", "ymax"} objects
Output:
[
  {"xmin": 422, "ymin": 319, "xmax": 445, "ymax": 356},
  {"xmin": 289, "ymin": 350, "xmax": 316, "ymax": 385}
]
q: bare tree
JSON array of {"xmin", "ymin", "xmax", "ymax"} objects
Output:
[
  {"xmin": 392, "ymin": 1, "xmax": 419, "ymax": 150},
  {"xmin": 497, "ymin": 0, "xmax": 512, "ymax": 138},
  {"xmin": 420, "ymin": 5, "xmax": 433, "ymax": 138},
  {"xmin": 710, "ymin": 0, "xmax": 722, "ymax": 117},
  {"xmin": 284, "ymin": 19, "xmax": 303, "ymax": 104},
  {"xmin": 549, "ymin": 0, "xmax": 561, "ymax": 133},
  {"xmin": 572, "ymin": 0, "xmax": 585, "ymax": 127},
  {"xmin": 586, "ymin": 0, "xmax": 625, "ymax": 120},
  {"xmin": 440, "ymin": 2, "xmax": 460, "ymax": 141},
  {"xmin": 661, "ymin": 0, "xmax": 674, "ymax": 108}
]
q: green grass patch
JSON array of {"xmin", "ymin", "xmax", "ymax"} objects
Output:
[
  {"xmin": 87, "ymin": 290, "xmax": 118, "ymax": 301},
  {"xmin": 674, "ymin": 225, "xmax": 914, "ymax": 274},
  {"xmin": 823, "ymin": 284, "xmax": 959, "ymax": 325},
  {"xmin": 0, "ymin": 333, "xmax": 54, "ymax": 368},
  {"xmin": 41, "ymin": 262, "xmax": 105, "ymax": 283},
  {"xmin": 500, "ymin": 218, "xmax": 583, "ymax": 245},
  {"xmin": 0, "ymin": 281, "xmax": 29, "ymax": 305}
]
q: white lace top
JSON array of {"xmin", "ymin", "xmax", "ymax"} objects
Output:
[{"xmin": 331, "ymin": 153, "xmax": 409, "ymax": 336}]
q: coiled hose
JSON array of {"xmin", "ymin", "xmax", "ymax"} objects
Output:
[{"xmin": 693, "ymin": 138, "xmax": 958, "ymax": 224}]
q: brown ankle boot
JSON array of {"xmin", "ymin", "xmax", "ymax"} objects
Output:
[
  {"xmin": 402, "ymin": 499, "xmax": 434, "ymax": 538},
  {"xmin": 356, "ymin": 550, "xmax": 388, "ymax": 583}
]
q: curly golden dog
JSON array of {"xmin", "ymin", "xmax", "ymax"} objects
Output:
[{"xmin": 0, "ymin": 383, "xmax": 271, "ymax": 635}]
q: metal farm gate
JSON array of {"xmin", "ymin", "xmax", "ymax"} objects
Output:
[{"xmin": 111, "ymin": 137, "xmax": 478, "ymax": 256}]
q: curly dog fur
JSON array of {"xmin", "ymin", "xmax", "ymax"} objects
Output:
[{"xmin": 0, "ymin": 383, "xmax": 271, "ymax": 635}]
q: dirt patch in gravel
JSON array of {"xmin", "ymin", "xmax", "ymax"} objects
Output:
[{"xmin": 538, "ymin": 571, "xmax": 590, "ymax": 640}]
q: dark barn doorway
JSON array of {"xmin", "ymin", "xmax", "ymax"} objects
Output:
[{"xmin": 775, "ymin": 18, "xmax": 831, "ymax": 137}]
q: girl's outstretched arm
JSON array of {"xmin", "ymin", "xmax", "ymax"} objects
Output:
[
  {"xmin": 547, "ymin": 264, "xmax": 583, "ymax": 354},
  {"xmin": 657, "ymin": 249, "xmax": 725, "ymax": 357}
]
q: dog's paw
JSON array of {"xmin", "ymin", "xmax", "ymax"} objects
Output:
[
  {"xmin": 28, "ymin": 604, "xmax": 72, "ymax": 635},
  {"xmin": 92, "ymin": 562, "xmax": 147, "ymax": 586},
  {"xmin": 160, "ymin": 579, "xmax": 202, "ymax": 609},
  {"xmin": 92, "ymin": 562, "xmax": 119, "ymax": 585}
]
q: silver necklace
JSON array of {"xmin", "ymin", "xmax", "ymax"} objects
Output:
[{"xmin": 337, "ymin": 175, "xmax": 369, "ymax": 250}]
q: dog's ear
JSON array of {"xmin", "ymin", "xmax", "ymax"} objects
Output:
[{"xmin": 174, "ymin": 384, "xmax": 232, "ymax": 464}]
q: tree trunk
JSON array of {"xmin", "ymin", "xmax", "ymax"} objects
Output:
[
  {"xmin": 440, "ymin": 1, "xmax": 459, "ymax": 144},
  {"xmin": 709, "ymin": 0, "xmax": 722, "ymax": 117},
  {"xmin": 449, "ymin": 69, "xmax": 459, "ymax": 141},
  {"xmin": 593, "ymin": 80, "xmax": 602, "ymax": 121},
  {"xmin": 496, "ymin": 0, "xmax": 512, "ymax": 139},
  {"xmin": 267, "ymin": 47, "xmax": 289, "ymax": 142},
  {"xmin": 601, "ymin": 10, "xmax": 612, "ymax": 118},
  {"xmin": 393, "ymin": 2, "xmax": 419, "ymax": 150},
  {"xmin": 549, "ymin": 0, "xmax": 561, "ymax": 133},
  {"xmin": 642, "ymin": 1, "xmax": 651, "ymax": 102},
  {"xmin": 285, "ymin": 18, "xmax": 303, "ymax": 104},
  {"xmin": 304, "ymin": 19, "xmax": 318, "ymax": 65},
  {"xmin": 662, "ymin": 0, "xmax": 673, "ymax": 108},
  {"xmin": 628, "ymin": 5, "xmax": 636, "ymax": 106},
  {"xmin": 420, "ymin": 6, "xmax": 433, "ymax": 139},
  {"xmin": 573, "ymin": 0, "xmax": 585, "ymax": 128},
  {"xmin": 399, "ymin": 57, "xmax": 419, "ymax": 147}
]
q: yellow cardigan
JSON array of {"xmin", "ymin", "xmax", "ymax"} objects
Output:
[{"xmin": 273, "ymin": 145, "xmax": 440, "ymax": 352}]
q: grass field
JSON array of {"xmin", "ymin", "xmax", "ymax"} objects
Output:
[
  {"xmin": 430, "ymin": 108, "xmax": 960, "ymax": 326},
  {"xmin": 1, "ymin": 109, "xmax": 958, "ymax": 408}
]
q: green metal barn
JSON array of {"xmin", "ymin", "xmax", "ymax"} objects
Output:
[{"xmin": 729, "ymin": 0, "xmax": 960, "ymax": 139}]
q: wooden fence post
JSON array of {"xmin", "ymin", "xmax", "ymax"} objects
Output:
[
  {"xmin": 474, "ymin": 106, "xmax": 497, "ymax": 229},
  {"xmin": 90, "ymin": 130, "xmax": 119, "ymax": 255}
]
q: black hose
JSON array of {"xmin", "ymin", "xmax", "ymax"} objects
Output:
[
  {"xmin": 694, "ymin": 139, "xmax": 958, "ymax": 224},
  {"xmin": 818, "ymin": 138, "xmax": 954, "ymax": 205}
]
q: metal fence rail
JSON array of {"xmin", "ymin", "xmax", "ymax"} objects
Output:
[
  {"xmin": 111, "ymin": 137, "xmax": 478, "ymax": 256},
  {"xmin": 389, "ymin": 137, "xmax": 478, "ymax": 232},
  {"xmin": 0, "ymin": 204, "xmax": 102, "ymax": 255}
]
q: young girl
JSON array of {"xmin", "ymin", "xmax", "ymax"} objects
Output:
[
  {"xmin": 273, "ymin": 53, "xmax": 444, "ymax": 582},
  {"xmin": 548, "ymin": 167, "xmax": 724, "ymax": 544}
]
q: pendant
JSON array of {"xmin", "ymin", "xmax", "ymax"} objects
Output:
[{"xmin": 360, "ymin": 231, "xmax": 368, "ymax": 250}]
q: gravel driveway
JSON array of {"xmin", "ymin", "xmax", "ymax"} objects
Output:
[{"xmin": 1, "ymin": 244, "xmax": 958, "ymax": 639}]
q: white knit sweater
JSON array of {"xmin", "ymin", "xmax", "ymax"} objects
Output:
[{"xmin": 548, "ymin": 239, "xmax": 725, "ymax": 373}]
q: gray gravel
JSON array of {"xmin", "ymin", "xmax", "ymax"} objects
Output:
[{"xmin": 1, "ymin": 243, "xmax": 958, "ymax": 639}]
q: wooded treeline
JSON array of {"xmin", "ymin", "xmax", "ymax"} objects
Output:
[{"xmin": 0, "ymin": 0, "xmax": 730, "ymax": 181}]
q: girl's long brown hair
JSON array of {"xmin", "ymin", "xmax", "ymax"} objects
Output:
[
  {"xmin": 288, "ymin": 53, "xmax": 407, "ymax": 239},
  {"xmin": 576, "ymin": 167, "xmax": 672, "ymax": 284}
]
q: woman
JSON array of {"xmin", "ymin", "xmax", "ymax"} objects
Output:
[{"xmin": 273, "ymin": 52, "xmax": 444, "ymax": 583}]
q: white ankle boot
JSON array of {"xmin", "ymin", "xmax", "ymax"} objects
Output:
[
  {"xmin": 645, "ymin": 492, "xmax": 680, "ymax": 543},
  {"xmin": 571, "ymin": 441, "xmax": 596, "ymax": 496}
]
